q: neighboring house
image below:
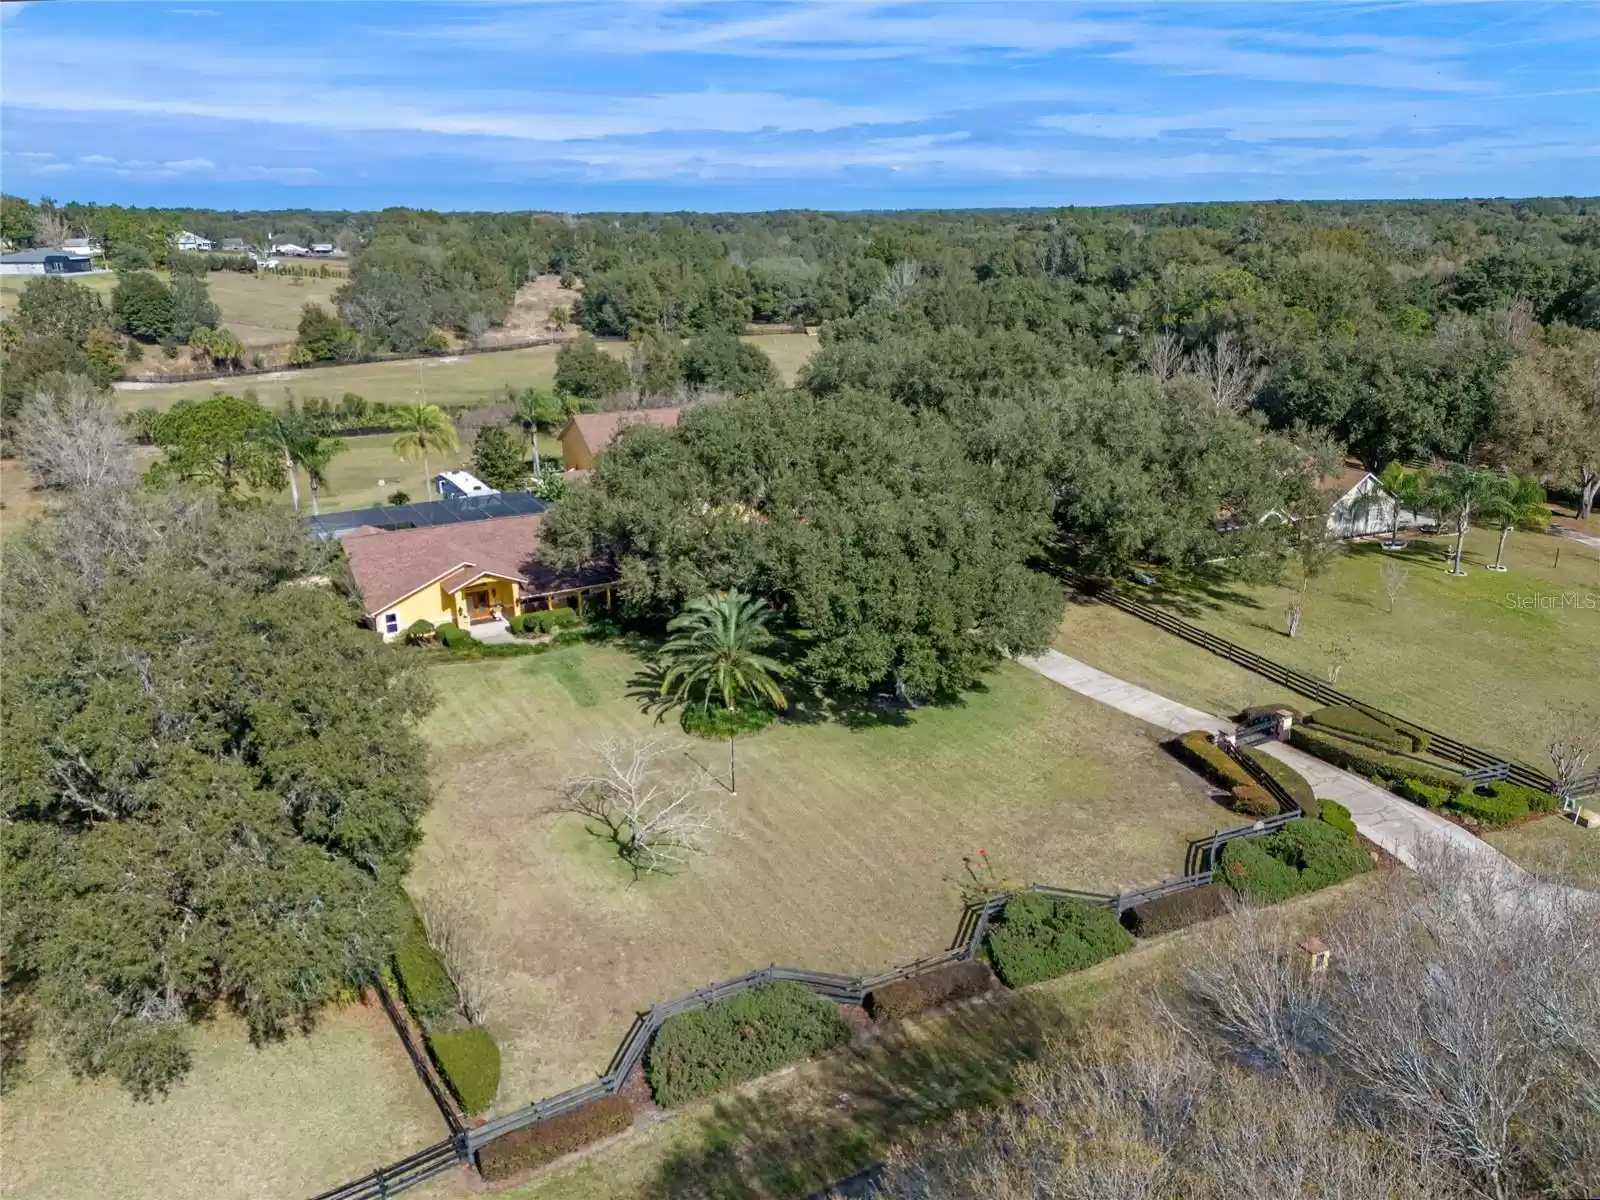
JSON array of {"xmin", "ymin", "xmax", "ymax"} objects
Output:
[
  {"xmin": 61, "ymin": 237, "xmax": 102, "ymax": 258},
  {"xmin": 218, "ymin": 237, "xmax": 251, "ymax": 253},
  {"xmin": 272, "ymin": 242, "xmax": 308, "ymax": 256},
  {"xmin": 310, "ymin": 243, "xmax": 335, "ymax": 256},
  {"xmin": 435, "ymin": 469, "xmax": 498, "ymax": 500},
  {"xmin": 171, "ymin": 230, "xmax": 213, "ymax": 252},
  {"xmin": 0, "ymin": 249, "xmax": 94, "ymax": 276},
  {"xmin": 342, "ymin": 512, "xmax": 616, "ymax": 640},
  {"xmin": 1261, "ymin": 463, "xmax": 1427, "ymax": 540},
  {"xmin": 559, "ymin": 407, "xmax": 681, "ymax": 471}
]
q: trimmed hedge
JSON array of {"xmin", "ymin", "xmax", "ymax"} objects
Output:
[
  {"xmin": 436, "ymin": 622, "xmax": 470, "ymax": 649},
  {"xmin": 1305, "ymin": 704, "xmax": 1417, "ymax": 752},
  {"xmin": 477, "ymin": 1095, "xmax": 634, "ymax": 1181},
  {"xmin": 1241, "ymin": 747, "xmax": 1318, "ymax": 818},
  {"xmin": 1444, "ymin": 782, "xmax": 1554, "ymax": 827},
  {"xmin": 1288, "ymin": 726, "xmax": 1469, "ymax": 792},
  {"xmin": 1398, "ymin": 778, "xmax": 1456, "ymax": 810},
  {"xmin": 392, "ymin": 894, "xmax": 458, "ymax": 1028},
  {"xmin": 1230, "ymin": 783, "xmax": 1280, "ymax": 818},
  {"xmin": 1319, "ymin": 798, "xmax": 1358, "ymax": 837},
  {"xmin": 428, "ymin": 1026, "xmax": 501, "ymax": 1116},
  {"xmin": 866, "ymin": 961, "xmax": 993, "ymax": 1022},
  {"xmin": 646, "ymin": 982, "xmax": 851, "ymax": 1107},
  {"xmin": 985, "ymin": 893, "xmax": 1134, "ymax": 988},
  {"xmin": 1122, "ymin": 883, "xmax": 1230, "ymax": 938},
  {"xmin": 1170, "ymin": 731, "xmax": 1253, "ymax": 791},
  {"xmin": 1481, "ymin": 780, "xmax": 1561, "ymax": 815},
  {"xmin": 682, "ymin": 702, "xmax": 776, "ymax": 740},
  {"xmin": 513, "ymin": 608, "xmax": 583, "ymax": 636},
  {"xmin": 1220, "ymin": 820, "xmax": 1371, "ymax": 904}
]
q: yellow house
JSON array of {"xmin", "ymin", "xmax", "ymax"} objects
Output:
[
  {"xmin": 559, "ymin": 407, "xmax": 681, "ymax": 471},
  {"xmin": 342, "ymin": 512, "xmax": 615, "ymax": 640}
]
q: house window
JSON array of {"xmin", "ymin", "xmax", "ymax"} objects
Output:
[{"xmin": 383, "ymin": 612, "xmax": 399, "ymax": 635}]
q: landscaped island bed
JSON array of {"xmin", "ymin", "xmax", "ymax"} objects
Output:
[
  {"xmin": 1055, "ymin": 528, "xmax": 1597, "ymax": 767},
  {"xmin": 410, "ymin": 645, "xmax": 1230, "ymax": 1110}
]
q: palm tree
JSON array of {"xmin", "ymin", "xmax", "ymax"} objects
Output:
[
  {"xmin": 510, "ymin": 389, "xmax": 544, "ymax": 476},
  {"xmin": 1479, "ymin": 472, "xmax": 1549, "ymax": 572},
  {"xmin": 299, "ymin": 434, "xmax": 346, "ymax": 517},
  {"xmin": 259, "ymin": 413, "xmax": 312, "ymax": 513},
  {"xmin": 1376, "ymin": 461, "xmax": 1423, "ymax": 550},
  {"xmin": 390, "ymin": 403, "xmax": 459, "ymax": 498},
  {"xmin": 1427, "ymin": 463, "xmax": 1499, "ymax": 577},
  {"xmin": 658, "ymin": 590, "xmax": 790, "ymax": 795}
]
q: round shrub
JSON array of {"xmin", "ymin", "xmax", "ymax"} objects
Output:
[
  {"xmin": 1220, "ymin": 838, "xmax": 1303, "ymax": 904},
  {"xmin": 985, "ymin": 894, "xmax": 1134, "ymax": 989},
  {"xmin": 1319, "ymin": 798, "xmax": 1358, "ymax": 838},
  {"xmin": 646, "ymin": 982, "xmax": 851, "ymax": 1107},
  {"xmin": 1269, "ymin": 820, "xmax": 1372, "ymax": 891},
  {"xmin": 1398, "ymin": 777, "xmax": 1456, "ymax": 810},
  {"xmin": 403, "ymin": 618, "xmax": 435, "ymax": 645},
  {"xmin": 681, "ymin": 702, "xmax": 776, "ymax": 740},
  {"xmin": 427, "ymin": 1025, "xmax": 500, "ymax": 1116},
  {"xmin": 436, "ymin": 622, "xmax": 470, "ymax": 649}
]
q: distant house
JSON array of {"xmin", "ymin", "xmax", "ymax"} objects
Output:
[
  {"xmin": 171, "ymin": 230, "xmax": 212, "ymax": 252},
  {"xmin": 218, "ymin": 237, "xmax": 250, "ymax": 253},
  {"xmin": 1261, "ymin": 462, "xmax": 1428, "ymax": 540},
  {"xmin": 271, "ymin": 242, "xmax": 308, "ymax": 256},
  {"xmin": 0, "ymin": 248, "xmax": 94, "ymax": 276},
  {"xmin": 341, "ymin": 512, "xmax": 616, "ymax": 639},
  {"xmin": 559, "ymin": 407, "xmax": 681, "ymax": 471},
  {"xmin": 435, "ymin": 470, "xmax": 498, "ymax": 500},
  {"xmin": 310, "ymin": 243, "xmax": 335, "ymax": 256},
  {"xmin": 61, "ymin": 237, "xmax": 102, "ymax": 258}
]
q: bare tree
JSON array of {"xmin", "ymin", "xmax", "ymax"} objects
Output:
[
  {"xmin": 1284, "ymin": 600, "xmax": 1304, "ymax": 640},
  {"xmin": 1379, "ymin": 560, "xmax": 1409, "ymax": 614},
  {"xmin": 1323, "ymin": 633, "xmax": 1355, "ymax": 685},
  {"xmin": 1189, "ymin": 332, "xmax": 1265, "ymax": 416},
  {"xmin": 1547, "ymin": 714, "xmax": 1596, "ymax": 814},
  {"xmin": 415, "ymin": 887, "xmax": 504, "ymax": 1027},
  {"xmin": 1143, "ymin": 330, "xmax": 1186, "ymax": 383},
  {"xmin": 32, "ymin": 208, "xmax": 71, "ymax": 249},
  {"xmin": 876, "ymin": 259, "xmax": 922, "ymax": 308},
  {"xmin": 559, "ymin": 737, "xmax": 726, "ymax": 875},
  {"xmin": 15, "ymin": 378, "xmax": 137, "ymax": 493}
]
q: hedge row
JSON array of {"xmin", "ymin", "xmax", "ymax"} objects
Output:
[
  {"xmin": 1121, "ymin": 883, "xmax": 1231, "ymax": 938},
  {"xmin": 1319, "ymin": 799, "xmax": 1358, "ymax": 838},
  {"xmin": 866, "ymin": 961, "xmax": 994, "ymax": 1022},
  {"xmin": 1287, "ymin": 726, "xmax": 1469, "ymax": 792},
  {"xmin": 646, "ymin": 982, "xmax": 851, "ymax": 1107},
  {"xmin": 392, "ymin": 894, "xmax": 458, "ymax": 1028},
  {"xmin": 1304, "ymin": 704, "xmax": 1422, "ymax": 753},
  {"xmin": 511, "ymin": 608, "xmax": 582, "ymax": 636},
  {"xmin": 477, "ymin": 1095, "xmax": 633, "ymax": 1181},
  {"xmin": 985, "ymin": 893, "xmax": 1134, "ymax": 988},
  {"xmin": 436, "ymin": 622, "xmax": 471, "ymax": 649},
  {"xmin": 1444, "ymin": 780, "xmax": 1560, "ymax": 827},
  {"xmin": 428, "ymin": 1026, "xmax": 500, "ymax": 1116},
  {"xmin": 1240, "ymin": 747, "xmax": 1318, "ymax": 818},
  {"xmin": 1220, "ymin": 820, "xmax": 1371, "ymax": 904},
  {"xmin": 1169, "ymin": 732, "xmax": 1282, "ymax": 817}
]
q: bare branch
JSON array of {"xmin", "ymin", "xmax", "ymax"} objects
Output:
[
  {"xmin": 1189, "ymin": 332, "xmax": 1265, "ymax": 415},
  {"xmin": 559, "ymin": 736, "xmax": 727, "ymax": 875},
  {"xmin": 415, "ymin": 887, "xmax": 505, "ymax": 1026},
  {"xmin": 1143, "ymin": 330, "xmax": 1186, "ymax": 383},
  {"xmin": 1379, "ymin": 560, "xmax": 1410, "ymax": 614},
  {"xmin": 15, "ymin": 378, "xmax": 137, "ymax": 494}
]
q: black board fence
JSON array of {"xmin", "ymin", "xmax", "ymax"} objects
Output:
[
  {"xmin": 1073, "ymin": 578, "xmax": 1555, "ymax": 792},
  {"xmin": 311, "ymin": 741, "xmax": 1307, "ymax": 1199}
]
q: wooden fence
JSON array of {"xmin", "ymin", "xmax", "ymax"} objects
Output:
[
  {"xmin": 1076, "ymin": 580, "xmax": 1555, "ymax": 792},
  {"xmin": 312, "ymin": 744, "xmax": 1306, "ymax": 1198}
]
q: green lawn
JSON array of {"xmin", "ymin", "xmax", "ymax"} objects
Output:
[
  {"xmin": 114, "ymin": 333, "xmax": 817, "ymax": 413},
  {"xmin": 0, "ymin": 1002, "xmax": 446, "ymax": 1200},
  {"xmin": 284, "ymin": 430, "xmax": 562, "ymax": 514},
  {"xmin": 409, "ymin": 644, "xmax": 1230, "ymax": 1113},
  {"xmin": 1055, "ymin": 527, "xmax": 1599, "ymax": 766}
]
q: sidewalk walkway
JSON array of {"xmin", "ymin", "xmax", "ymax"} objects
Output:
[{"xmin": 1018, "ymin": 649, "xmax": 1503, "ymax": 870}]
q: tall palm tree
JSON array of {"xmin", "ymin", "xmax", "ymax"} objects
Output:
[
  {"xmin": 259, "ymin": 413, "xmax": 313, "ymax": 513},
  {"xmin": 390, "ymin": 403, "xmax": 459, "ymax": 498},
  {"xmin": 1376, "ymin": 461, "xmax": 1423, "ymax": 549},
  {"xmin": 1427, "ymin": 463, "xmax": 1499, "ymax": 577},
  {"xmin": 299, "ymin": 434, "xmax": 347, "ymax": 517},
  {"xmin": 1479, "ymin": 472, "xmax": 1549, "ymax": 571},
  {"xmin": 510, "ymin": 389, "xmax": 544, "ymax": 476}
]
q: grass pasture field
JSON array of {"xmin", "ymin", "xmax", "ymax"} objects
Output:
[
  {"xmin": 113, "ymin": 333, "xmax": 819, "ymax": 413},
  {"xmin": 0, "ymin": 1002, "xmax": 446, "ymax": 1200},
  {"xmin": 410, "ymin": 644, "xmax": 1232, "ymax": 1113},
  {"xmin": 286, "ymin": 430, "xmax": 563, "ymax": 514},
  {"xmin": 1055, "ymin": 527, "xmax": 1599, "ymax": 766}
]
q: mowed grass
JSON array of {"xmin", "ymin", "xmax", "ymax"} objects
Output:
[
  {"xmin": 0, "ymin": 270, "xmax": 118, "ymax": 318},
  {"xmin": 1485, "ymin": 817, "xmax": 1600, "ymax": 889},
  {"xmin": 411, "ymin": 645, "xmax": 1229, "ymax": 1112},
  {"xmin": 1056, "ymin": 527, "xmax": 1599, "ymax": 765},
  {"xmin": 0, "ymin": 1002, "xmax": 447, "ymax": 1200},
  {"xmin": 114, "ymin": 333, "xmax": 818, "ymax": 413}
]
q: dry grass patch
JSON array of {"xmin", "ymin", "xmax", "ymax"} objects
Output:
[
  {"xmin": 205, "ymin": 271, "xmax": 344, "ymax": 349},
  {"xmin": 1485, "ymin": 816, "xmax": 1599, "ymax": 889},
  {"xmin": 0, "ymin": 1002, "xmax": 446, "ymax": 1200},
  {"xmin": 411, "ymin": 646, "xmax": 1228, "ymax": 1112}
]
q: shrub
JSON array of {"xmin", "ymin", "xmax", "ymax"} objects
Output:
[
  {"xmin": 866, "ymin": 961, "xmax": 994, "ymax": 1022},
  {"xmin": 646, "ymin": 982, "xmax": 851, "ymax": 1107},
  {"xmin": 1121, "ymin": 883, "xmax": 1230, "ymax": 938},
  {"xmin": 1230, "ymin": 783, "xmax": 1280, "ymax": 819},
  {"xmin": 681, "ymin": 702, "xmax": 776, "ymax": 740},
  {"xmin": 403, "ymin": 619, "xmax": 435, "ymax": 645},
  {"xmin": 436, "ymin": 622, "xmax": 470, "ymax": 649},
  {"xmin": 1319, "ymin": 799, "xmax": 1358, "ymax": 837},
  {"xmin": 1288, "ymin": 726, "xmax": 1469, "ymax": 792},
  {"xmin": 427, "ymin": 1026, "xmax": 501, "ymax": 1116},
  {"xmin": 392, "ymin": 894, "xmax": 457, "ymax": 1028},
  {"xmin": 986, "ymin": 894, "xmax": 1134, "ymax": 989},
  {"xmin": 1220, "ymin": 838, "xmax": 1304, "ymax": 904},
  {"xmin": 1446, "ymin": 786, "xmax": 1528, "ymax": 827},
  {"xmin": 1398, "ymin": 778, "xmax": 1456, "ymax": 810},
  {"xmin": 1305, "ymin": 704, "xmax": 1417, "ymax": 752},
  {"xmin": 1482, "ymin": 780, "xmax": 1560, "ymax": 814},
  {"xmin": 1241, "ymin": 748, "xmax": 1317, "ymax": 817},
  {"xmin": 477, "ymin": 1095, "xmax": 633, "ymax": 1181},
  {"xmin": 1169, "ymin": 731, "xmax": 1253, "ymax": 792},
  {"xmin": 1267, "ymin": 820, "xmax": 1372, "ymax": 891}
]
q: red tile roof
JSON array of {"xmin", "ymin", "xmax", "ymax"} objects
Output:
[
  {"xmin": 342, "ymin": 513, "xmax": 613, "ymax": 615},
  {"xmin": 565, "ymin": 407, "xmax": 680, "ymax": 456}
]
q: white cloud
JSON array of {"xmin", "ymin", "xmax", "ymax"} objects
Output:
[{"xmin": 162, "ymin": 158, "xmax": 215, "ymax": 170}]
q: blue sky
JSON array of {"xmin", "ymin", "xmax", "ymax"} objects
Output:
[{"xmin": 2, "ymin": 1, "xmax": 1597, "ymax": 211}]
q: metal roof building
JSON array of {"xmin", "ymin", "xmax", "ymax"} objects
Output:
[{"xmin": 306, "ymin": 492, "xmax": 551, "ymax": 541}]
